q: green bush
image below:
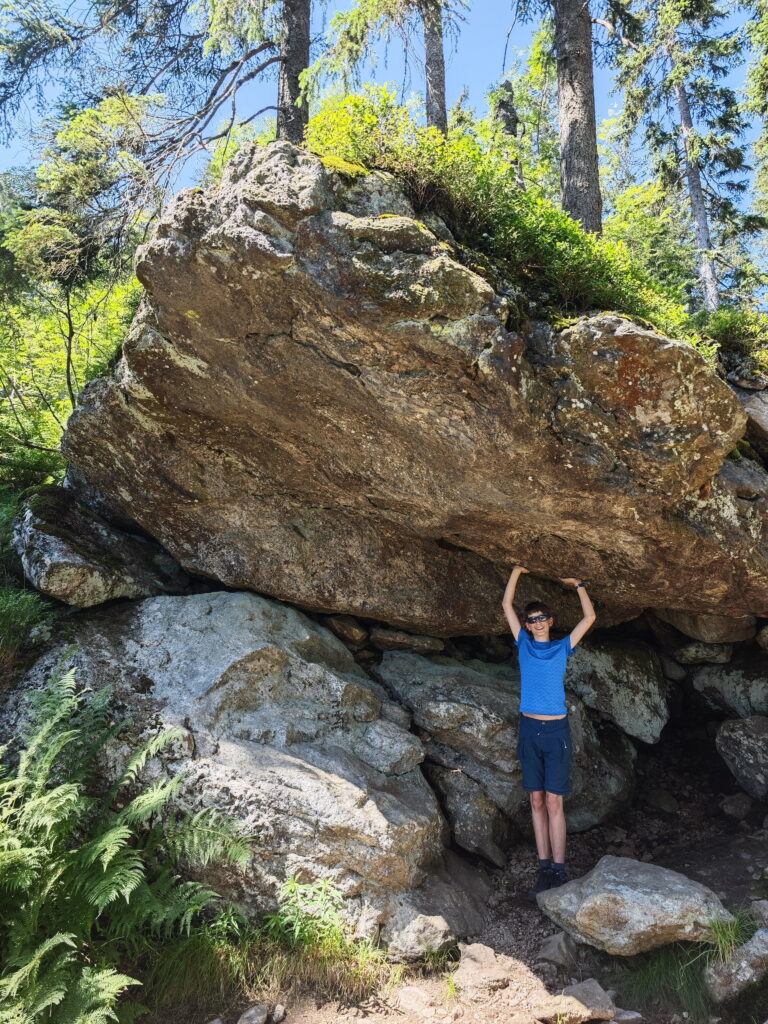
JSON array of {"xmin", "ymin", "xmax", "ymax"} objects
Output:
[
  {"xmin": 691, "ymin": 307, "xmax": 768, "ymax": 369},
  {"xmin": 0, "ymin": 660, "xmax": 251, "ymax": 1024},
  {"xmin": 305, "ymin": 86, "xmax": 693, "ymax": 339}
]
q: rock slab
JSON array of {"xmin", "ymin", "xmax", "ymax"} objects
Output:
[
  {"xmin": 716, "ymin": 716, "xmax": 768, "ymax": 798},
  {"xmin": 59, "ymin": 141, "xmax": 768, "ymax": 634},
  {"xmin": 13, "ymin": 485, "xmax": 190, "ymax": 607},
  {"xmin": 9, "ymin": 590, "xmax": 465, "ymax": 951},
  {"xmin": 537, "ymin": 855, "xmax": 733, "ymax": 955}
]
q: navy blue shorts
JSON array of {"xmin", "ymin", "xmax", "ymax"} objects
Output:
[{"xmin": 517, "ymin": 715, "xmax": 573, "ymax": 795}]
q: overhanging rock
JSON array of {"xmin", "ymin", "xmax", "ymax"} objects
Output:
[{"xmin": 61, "ymin": 141, "xmax": 767, "ymax": 633}]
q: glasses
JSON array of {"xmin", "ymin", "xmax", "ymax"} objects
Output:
[{"xmin": 525, "ymin": 614, "xmax": 550, "ymax": 624}]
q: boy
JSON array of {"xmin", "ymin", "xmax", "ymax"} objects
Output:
[{"xmin": 502, "ymin": 565, "xmax": 596, "ymax": 900}]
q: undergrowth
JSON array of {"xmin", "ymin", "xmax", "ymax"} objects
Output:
[
  {"xmin": 304, "ymin": 86, "xmax": 699, "ymax": 344},
  {"xmin": 611, "ymin": 908, "xmax": 758, "ymax": 1023},
  {"xmin": 0, "ymin": 659, "xmax": 252, "ymax": 1024},
  {"xmin": 0, "ymin": 487, "xmax": 54, "ymax": 684}
]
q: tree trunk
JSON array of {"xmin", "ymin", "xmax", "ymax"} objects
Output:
[
  {"xmin": 493, "ymin": 79, "xmax": 526, "ymax": 190},
  {"xmin": 420, "ymin": 0, "xmax": 447, "ymax": 133},
  {"xmin": 674, "ymin": 80, "xmax": 719, "ymax": 312},
  {"xmin": 552, "ymin": 0, "xmax": 602, "ymax": 233},
  {"xmin": 276, "ymin": 0, "xmax": 311, "ymax": 144}
]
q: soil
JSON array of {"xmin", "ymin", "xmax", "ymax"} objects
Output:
[{"xmin": 179, "ymin": 721, "xmax": 768, "ymax": 1024}]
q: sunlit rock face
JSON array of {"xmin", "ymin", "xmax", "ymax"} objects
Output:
[{"xmin": 62, "ymin": 141, "xmax": 765, "ymax": 634}]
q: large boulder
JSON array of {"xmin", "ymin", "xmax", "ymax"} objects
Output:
[
  {"xmin": 375, "ymin": 652, "xmax": 635, "ymax": 860},
  {"xmin": 8, "ymin": 590, "xmax": 482, "ymax": 950},
  {"xmin": 691, "ymin": 649, "xmax": 768, "ymax": 717},
  {"xmin": 716, "ymin": 716, "xmax": 768, "ymax": 798},
  {"xmin": 537, "ymin": 855, "xmax": 733, "ymax": 955},
  {"xmin": 12, "ymin": 485, "xmax": 190, "ymax": 606},
  {"xmin": 58, "ymin": 142, "xmax": 767, "ymax": 635},
  {"xmin": 567, "ymin": 639, "xmax": 669, "ymax": 743}
]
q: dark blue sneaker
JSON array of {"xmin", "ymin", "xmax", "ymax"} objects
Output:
[{"xmin": 527, "ymin": 867, "xmax": 554, "ymax": 902}]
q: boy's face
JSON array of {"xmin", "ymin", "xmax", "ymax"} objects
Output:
[{"xmin": 525, "ymin": 611, "xmax": 554, "ymax": 639}]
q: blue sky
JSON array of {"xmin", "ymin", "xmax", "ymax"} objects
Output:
[{"xmin": 0, "ymin": 0, "xmax": 755, "ymax": 183}]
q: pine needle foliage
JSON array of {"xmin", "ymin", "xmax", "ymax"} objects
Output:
[{"xmin": 0, "ymin": 662, "xmax": 252, "ymax": 1024}]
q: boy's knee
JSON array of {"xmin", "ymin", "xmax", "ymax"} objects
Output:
[
  {"xmin": 545, "ymin": 791, "xmax": 564, "ymax": 814},
  {"xmin": 529, "ymin": 790, "xmax": 546, "ymax": 812}
]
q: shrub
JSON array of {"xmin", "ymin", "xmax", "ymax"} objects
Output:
[
  {"xmin": 305, "ymin": 86, "xmax": 694, "ymax": 339},
  {"xmin": 0, "ymin": 660, "xmax": 251, "ymax": 1024}
]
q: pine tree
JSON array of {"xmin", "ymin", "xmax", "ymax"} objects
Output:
[
  {"xmin": 304, "ymin": 0, "xmax": 462, "ymax": 132},
  {"xmin": 616, "ymin": 0, "xmax": 760, "ymax": 311},
  {"xmin": 277, "ymin": 0, "xmax": 312, "ymax": 143}
]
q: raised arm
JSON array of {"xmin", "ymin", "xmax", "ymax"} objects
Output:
[
  {"xmin": 502, "ymin": 565, "xmax": 529, "ymax": 641},
  {"xmin": 560, "ymin": 577, "xmax": 596, "ymax": 648}
]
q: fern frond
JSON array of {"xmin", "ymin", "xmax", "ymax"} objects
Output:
[
  {"xmin": 85, "ymin": 854, "xmax": 145, "ymax": 912},
  {"xmin": 74, "ymin": 825, "xmax": 133, "ymax": 871},
  {"xmin": 162, "ymin": 808, "xmax": 252, "ymax": 871},
  {"xmin": 107, "ymin": 728, "xmax": 187, "ymax": 800},
  {"xmin": 56, "ymin": 965, "xmax": 141, "ymax": 1024},
  {"xmin": 114, "ymin": 776, "xmax": 183, "ymax": 828},
  {"xmin": 0, "ymin": 933, "xmax": 76, "ymax": 998}
]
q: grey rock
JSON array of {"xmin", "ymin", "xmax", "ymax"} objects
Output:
[
  {"xmin": 653, "ymin": 609, "xmax": 757, "ymax": 644},
  {"xmin": 380, "ymin": 850, "xmax": 490, "ymax": 959},
  {"xmin": 611, "ymin": 1012, "xmax": 644, "ymax": 1023},
  {"xmin": 716, "ymin": 716, "xmax": 768, "ymax": 799},
  {"xmin": 751, "ymin": 900, "xmax": 768, "ymax": 926},
  {"xmin": 10, "ymin": 591, "xmax": 452, "ymax": 943},
  {"xmin": 12, "ymin": 485, "xmax": 190, "ymax": 607},
  {"xmin": 561, "ymin": 979, "xmax": 615, "ymax": 1021},
  {"xmin": 673, "ymin": 641, "xmax": 734, "ymax": 665},
  {"xmin": 692, "ymin": 651, "xmax": 768, "ymax": 717},
  {"xmin": 719, "ymin": 792, "xmax": 753, "ymax": 820},
  {"xmin": 536, "ymin": 930, "xmax": 579, "ymax": 965},
  {"xmin": 658, "ymin": 653, "xmax": 687, "ymax": 681},
  {"xmin": 537, "ymin": 855, "xmax": 733, "ymax": 955},
  {"xmin": 703, "ymin": 928, "xmax": 768, "ymax": 1003},
  {"xmin": 567, "ymin": 639, "xmax": 668, "ymax": 743},
  {"xmin": 454, "ymin": 942, "xmax": 510, "ymax": 992},
  {"xmin": 426, "ymin": 763, "xmax": 513, "ymax": 867},
  {"xmin": 238, "ymin": 1008, "xmax": 269, "ymax": 1024},
  {"xmin": 270, "ymin": 1005, "xmax": 286, "ymax": 1024},
  {"xmin": 369, "ymin": 627, "xmax": 444, "ymax": 654}
]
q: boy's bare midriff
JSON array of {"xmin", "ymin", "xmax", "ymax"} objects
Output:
[{"xmin": 522, "ymin": 712, "xmax": 567, "ymax": 720}]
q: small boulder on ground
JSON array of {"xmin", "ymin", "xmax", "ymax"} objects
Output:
[
  {"xmin": 716, "ymin": 716, "xmax": 768, "ymax": 799},
  {"xmin": 703, "ymin": 928, "xmax": 768, "ymax": 1003},
  {"xmin": 453, "ymin": 942, "xmax": 510, "ymax": 993},
  {"xmin": 537, "ymin": 855, "xmax": 733, "ymax": 955},
  {"xmin": 719, "ymin": 792, "xmax": 753, "ymax": 820},
  {"xmin": 537, "ymin": 978, "xmax": 615, "ymax": 1024}
]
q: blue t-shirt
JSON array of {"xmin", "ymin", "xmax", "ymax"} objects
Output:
[{"xmin": 514, "ymin": 629, "xmax": 575, "ymax": 716}]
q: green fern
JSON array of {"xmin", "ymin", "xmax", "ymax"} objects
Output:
[{"xmin": 0, "ymin": 660, "xmax": 253, "ymax": 1023}]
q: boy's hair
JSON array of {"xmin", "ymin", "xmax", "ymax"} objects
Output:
[{"xmin": 523, "ymin": 601, "xmax": 553, "ymax": 619}]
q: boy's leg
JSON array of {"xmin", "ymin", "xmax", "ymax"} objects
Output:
[
  {"xmin": 530, "ymin": 790, "xmax": 552, "ymax": 859},
  {"xmin": 545, "ymin": 791, "xmax": 566, "ymax": 863}
]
